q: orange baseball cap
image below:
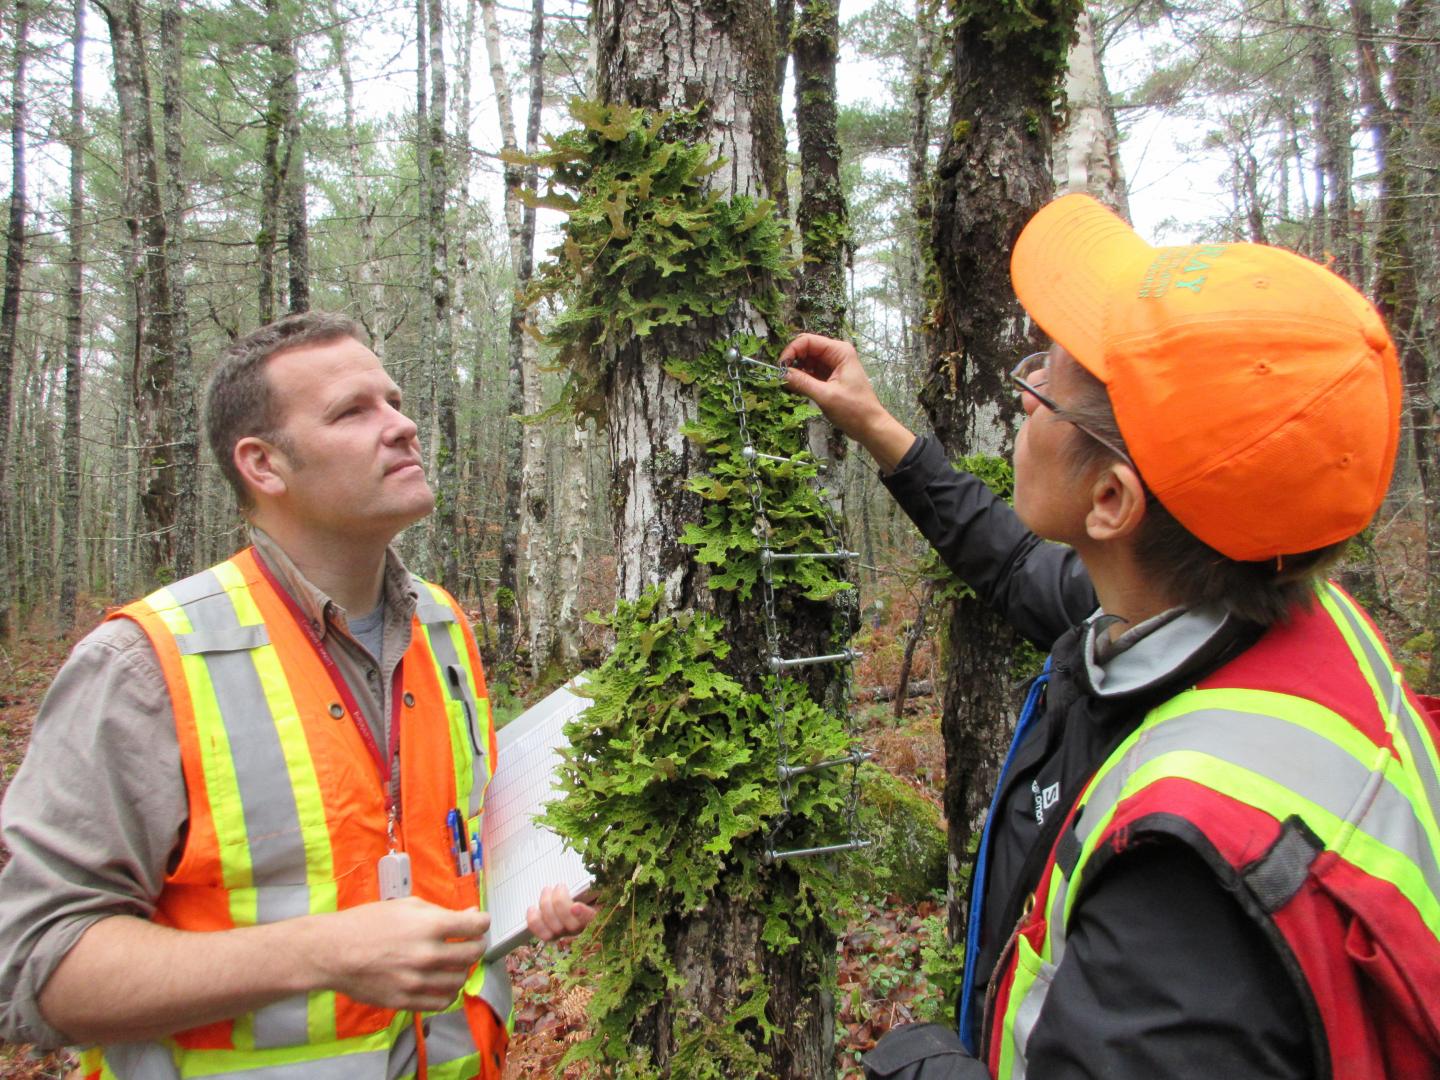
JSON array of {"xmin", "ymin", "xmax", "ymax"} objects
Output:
[{"xmin": 1010, "ymin": 193, "xmax": 1401, "ymax": 562}]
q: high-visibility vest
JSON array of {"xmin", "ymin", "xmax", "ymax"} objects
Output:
[
  {"xmin": 982, "ymin": 583, "xmax": 1440, "ymax": 1079},
  {"xmin": 79, "ymin": 549, "xmax": 510, "ymax": 1080}
]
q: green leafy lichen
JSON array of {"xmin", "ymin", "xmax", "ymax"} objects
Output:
[{"xmin": 519, "ymin": 99, "xmax": 794, "ymax": 423}]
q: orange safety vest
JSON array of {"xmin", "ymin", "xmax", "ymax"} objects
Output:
[{"xmin": 80, "ymin": 548, "xmax": 508, "ymax": 1080}]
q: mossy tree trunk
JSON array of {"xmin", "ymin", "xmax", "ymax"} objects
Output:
[
  {"xmin": 922, "ymin": 0, "xmax": 1081, "ymax": 946},
  {"xmin": 575, "ymin": 0, "xmax": 839, "ymax": 1072},
  {"xmin": 793, "ymin": 0, "xmax": 847, "ymax": 337}
]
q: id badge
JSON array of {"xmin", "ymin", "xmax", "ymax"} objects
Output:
[{"xmin": 378, "ymin": 851, "xmax": 412, "ymax": 899}]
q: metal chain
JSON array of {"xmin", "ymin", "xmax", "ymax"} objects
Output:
[{"xmin": 723, "ymin": 347, "xmax": 869, "ymax": 862}]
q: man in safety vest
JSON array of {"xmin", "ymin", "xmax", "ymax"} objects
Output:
[
  {"xmin": 0, "ymin": 311, "xmax": 595, "ymax": 1079},
  {"xmin": 783, "ymin": 195, "xmax": 1440, "ymax": 1078}
]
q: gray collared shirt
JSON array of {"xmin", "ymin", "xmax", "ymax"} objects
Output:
[{"xmin": 0, "ymin": 530, "xmax": 421, "ymax": 1048}]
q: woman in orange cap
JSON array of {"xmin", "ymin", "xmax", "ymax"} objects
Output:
[{"xmin": 783, "ymin": 194, "xmax": 1440, "ymax": 1080}]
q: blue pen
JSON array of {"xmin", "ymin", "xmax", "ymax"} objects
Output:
[{"xmin": 446, "ymin": 809, "xmax": 469, "ymax": 875}]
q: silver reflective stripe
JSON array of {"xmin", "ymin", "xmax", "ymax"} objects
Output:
[
  {"xmin": 1325, "ymin": 588, "xmax": 1440, "ymax": 845},
  {"xmin": 1052, "ymin": 713, "xmax": 1440, "ymax": 969},
  {"xmin": 387, "ymin": 1022, "xmax": 418, "ymax": 1080},
  {"xmin": 415, "ymin": 600, "xmax": 458, "ymax": 625},
  {"xmin": 185, "ymin": 1048, "xmax": 391, "ymax": 1080},
  {"xmin": 1008, "ymin": 960, "xmax": 1055, "ymax": 1080},
  {"xmin": 174, "ymin": 625, "xmax": 271, "ymax": 654},
  {"xmin": 414, "ymin": 584, "xmax": 486, "ymax": 819},
  {"xmin": 176, "ymin": 572, "xmax": 311, "ymax": 1050},
  {"xmin": 478, "ymin": 961, "xmax": 513, "ymax": 1021},
  {"xmin": 103, "ymin": 1042, "xmax": 181, "ymax": 1080},
  {"xmin": 422, "ymin": 1007, "xmax": 480, "ymax": 1068}
]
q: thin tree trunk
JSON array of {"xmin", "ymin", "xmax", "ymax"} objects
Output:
[
  {"xmin": 426, "ymin": 0, "xmax": 460, "ymax": 591},
  {"xmin": 482, "ymin": 0, "xmax": 540, "ymax": 678},
  {"xmin": 792, "ymin": 0, "xmax": 847, "ymax": 336},
  {"xmin": 161, "ymin": 1, "xmax": 199, "ymax": 580},
  {"xmin": 257, "ymin": 0, "xmax": 289, "ymax": 323},
  {"xmin": 285, "ymin": 66, "xmax": 310, "ymax": 314},
  {"xmin": 325, "ymin": 0, "xmax": 390, "ymax": 354},
  {"xmin": 1302, "ymin": 0, "xmax": 1358, "ymax": 283},
  {"xmin": 0, "ymin": 0, "xmax": 30, "ymax": 637},
  {"xmin": 60, "ymin": 0, "xmax": 86, "ymax": 635},
  {"xmin": 106, "ymin": 0, "xmax": 181, "ymax": 588}
]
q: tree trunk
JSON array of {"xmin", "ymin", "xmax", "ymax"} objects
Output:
[
  {"xmin": 106, "ymin": 0, "xmax": 181, "ymax": 588},
  {"xmin": 1053, "ymin": 7, "xmax": 1128, "ymax": 216},
  {"xmin": 925, "ymin": 0, "xmax": 1080, "ymax": 945},
  {"xmin": 482, "ymin": 0, "xmax": 543, "ymax": 678},
  {"xmin": 517, "ymin": 0, "xmax": 550, "ymax": 675},
  {"xmin": 325, "ymin": 0, "xmax": 390, "ymax": 355},
  {"xmin": 424, "ymin": 0, "xmax": 460, "ymax": 592},
  {"xmin": 551, "ymin": 421, "xmax": 589, "ymax": 666},
  {"xmin": 792, "ymin": 0, "xmax": 845, "ymax": 335},
  {"xmin": 257, "ymin": 0, "xmax": 291, "ymax": 323},
  {"xmin": 580, "ymin": 0, "xmax": 836, "ymax": 1072},
  {"xmin": 0, "ymin": 0, "xmax": 30, "ymax": 637},
  {"xmin": 1302, "ymin": 0, "xmax": 1359, "ymax": 284},
  {"xmin": 284, "ymin": 77, "xmax": 310, "ymax": 314},
  {"xmin": 60, "ymin": 0, "xmax": 85, "ymax": 635},
  {"xmin": 160, "ymin": 1, "xmax": 199, "ymax": 580}
]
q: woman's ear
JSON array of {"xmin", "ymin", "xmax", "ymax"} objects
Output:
[
  {"xmin": 233, "ymin": 436, "xmax": 289, "ymax": 502},
  {"xmin": 1085, "ymin": 462, "xmax": 1147, "ymax": 543}
]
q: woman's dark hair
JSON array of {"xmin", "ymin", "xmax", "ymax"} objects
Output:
[{"xmin": 1058, "ymin": 359, "xmax": 1349, "ymax": 627}]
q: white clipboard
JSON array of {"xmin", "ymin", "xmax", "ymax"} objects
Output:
[{"xmin": 481, "ymin": 677, "xmax": 594, "ymax": 961}]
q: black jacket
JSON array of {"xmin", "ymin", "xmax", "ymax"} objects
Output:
[{"xmin": 882, "ymin": 436, "xmax": 1315, "ymax": 1080}]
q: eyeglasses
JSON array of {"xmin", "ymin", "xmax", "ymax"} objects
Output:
[{"xmin": 1009, "ymin": 351, "xmax": 1140, "ymax": 473}]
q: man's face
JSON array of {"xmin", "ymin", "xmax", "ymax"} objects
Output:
[{"xmin": 257, "ymin": 335, "xmax": 434, "ymax": 541}]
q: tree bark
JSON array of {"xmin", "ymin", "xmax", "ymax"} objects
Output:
[
  {"xmin": 257, "ymin": 0, "xmax": 291, "ymax": 323},
  {"xmin": 325, "ymin": 0, "xmax": 390, "ymax": 355},
  {"xmin": 590, "ymin": 0, "xmax": 834, "ymax": 1071},
  {"xmin": 0, "ymin": 0, "xmax": 30, "ymax": 637},
  {"xmin": 792, "ymin": 0, "xmax": 847, "ymax": 336},
  {"xmin": 60, "ymin": 0, "xmax": 86, "ymax": 634},
  {"xmin": 925, "ymin": 0, "xmax": 1080, "ymax": 946},
  {"xmin": 424, "ymin": 0, "xmax": 460, "ymax": 592},
  {"xmin": 1053, "ymin": 7, "xmax": 1128, "ymax": 216},
  {"xmin": 482, "ymin": 0, "xmax": 543, "ymax": 677},
  {"xmin": 106, "ymin": 0, "xmax": 182, "ymax": 588},
  {"xmin": 1302, "ymin": 0, "xmax": 1359, "ymax": 284},
  {"xmin": 160, "ymin": 1, "xmax": 199, "ymax": 580},
  {"xmin": 284, "ymin": 74, "xmax": 310, "ymax": 314}
]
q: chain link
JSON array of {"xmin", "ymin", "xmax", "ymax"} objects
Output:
[{"xmin": 724, "ymin": 347, "xmax": 868, "ymax": 862}]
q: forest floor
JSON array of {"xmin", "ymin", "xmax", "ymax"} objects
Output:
[{"xmin": 0, "ymin": 576, "xmax": 949, "ymax": 1079}]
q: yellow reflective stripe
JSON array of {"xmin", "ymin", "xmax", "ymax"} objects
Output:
[
  {"xmin": 1064, "ymin": 749, "xmax": 1440, "ymax": 939},
  {"xmin": 994, "ymin": 942, "xmax": 1042, "ymax": 1080},
  {"xmin": 150, "ymin": 587, "xmax": 257, "ymax": 907},
  {"xmin": 212, "ymin": 561, "xmax": 342, "ymax": 1047},
  {"xmin": 1319, "ymin": 586, "xmax": 1440, "ymax": 860},
  {"xmin": 174, "ymin": 1012, "xmax": 409, "ymax": 1078}
]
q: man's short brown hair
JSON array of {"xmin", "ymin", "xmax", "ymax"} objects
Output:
[{"xmin": 205, "ymin": 311, "xmax": 365, "ymax": 510}]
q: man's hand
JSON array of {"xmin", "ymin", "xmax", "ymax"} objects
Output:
[
  {"xmin": 525, "ymin": 883, "xmax": 597, "ymax": 943},
  {"xmin": 780, "ymin": 334, "xmax": 916, "ymax": 472},
  {"xmin": 306, "ymin": 897, "xmax": 491, "ymax": 1012}
]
